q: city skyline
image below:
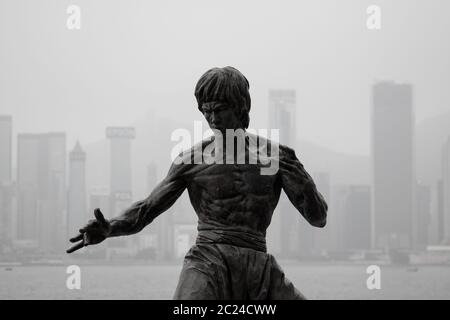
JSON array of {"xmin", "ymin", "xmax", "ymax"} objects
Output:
[{"xmin": 1, "ymin": 79, "xmax": 449, "ymax": 257}]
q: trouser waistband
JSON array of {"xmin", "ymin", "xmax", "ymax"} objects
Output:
[{"xmin": 196, "ymin": 223, "xmax": 267, "ymax": 252}]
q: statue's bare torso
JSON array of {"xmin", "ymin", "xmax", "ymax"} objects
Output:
[{"xmin": 186, "ymin": 138, "xmax": 281, "ymax": 235}]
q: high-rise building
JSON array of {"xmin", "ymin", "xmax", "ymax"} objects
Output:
[
  {"xmin": 266, "ymin": 90, "xmax": 303, "ymax": 258},
  {"xmin": 330, "ymin": 185, "xmax": 352, "ymax": 252},
  {"xmin": 106, "ymin": 127, "xmax": 135, "ymax": 251},
  {"xmin": 0, "ymin": 181, "xmax": 15, "ymax": 251},
  {"xmin": 0, "ymin": 115, "xmax": 12, "ymax": 183},
  {"xmin": 268, "ymin": 90, "xmax": 296, "ymax": 145},
  {"xmin": 415, "ymin": 183, "xmax": 431, "ymax": 248},
  {"xmin": 136, "ymin": 162, "xmax": 160, "ymax": 258},
  {"xmin": 442, "ymin": 137, "xmax": 450, "ymax": 244},
  {"xmin": 17, "ymin": 133, "xmax": 66, "ymax": 251},
  {"xmin": 371, "ymin": 81, "xmax": 414, "ymax": 249},
  {"xmin": 106, "ymin": 127, "xmax": 135, "ymax": 215},
  {"xmin": 67, "ymin": 141, "xmax": 87, "ymax": 238},
  {"xmin": 17, "ymin": 134, "xmax": 41, "ymax": 243},
  {"xmin": 437, "ymin": 180, "xmax": 445, "ymax": 244},
  {"xmin": 144, "ymin": 162, "xmax": 172, "ymax": 259},
  {"xmin": 40, "ymin": 133, "xmax": 66, "ymax": 252},
  {"xmin": 342, "ymin": 185, "xmax": 371, "ymax": 250},
  {"xmin": 106, "ymin": 127, "xmax": 135, "ymax": 195},
  {"xmin": 0, "ymin": 115, "xmax": 13, "ymax": 249}
]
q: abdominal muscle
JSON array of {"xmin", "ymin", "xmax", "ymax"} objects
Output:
[{"xmin": 187, "ymin": 163, "xmax": 281, "ymax": 235}]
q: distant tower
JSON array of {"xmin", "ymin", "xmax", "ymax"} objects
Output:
[
  {"xmin": 268, "ymin": 90, "xmax": 296, "ymax": 145},
  {"xmin": 17, "ymin": 134, "xmax": 40, "ymax": 242},
  {"xmin": 39, "ymin": 133, "xmax": 66, "ymax": 252},
  {"xmin": 267, "ymin": 90, "xmax": 303, "ymax": 258},
  {"xmin": 0, "ymin": 116, "xmax": 13, "ymax": 248},
  {"xmin": 106, "ymin": 127, "xmax": 135, "ymax": 216},
  {"xmin": 437, "ymin": 180, "xmax": 445, "ymax": 244},
  {"xmin": 330, "ymin": 185, "xmax": 352, "ymax": 251},
  {"xmin": 106, "ymin": 127, "xmax": 135, "ymax": 252},
  {"xmin": 0, "ymin": 115, "xmax": 12, "ymax": 183},
  {"xmin": 442, "ymin": 137, "xmax": 450, "ymax": 244},
  {"xmin": 17, "ymin": 132, "xmax": 66, "ymax": 251},
  {"xmin": 67, "ymin": 141, "xmax": 87, "ymax": 238},
  {"xmin": 136, "ymin": 162, "xmax": 163, "ymax": 259},
  {"xmin": 415, "ymin": 183, "xmax": 430, "ymax": 248},
  {"xmin": 371, "ymin": 81, "xmax": 414, "ymax": 249},
  {"xmin": 342, "ymin": 185, "xmax": 371, "ymax": 250}
]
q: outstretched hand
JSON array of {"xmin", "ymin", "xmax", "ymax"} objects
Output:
[{"xmin": 66, "ymin": 208, "xmax": 112, "ymax": 254}]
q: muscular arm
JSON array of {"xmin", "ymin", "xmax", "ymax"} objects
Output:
[
  {"xmin": 108, "ymin": 161, "xmax": 189, "ymax": 237},
  {"xmin": 278, "ymin": 146, "xmax": 328, "ymax": 228}
]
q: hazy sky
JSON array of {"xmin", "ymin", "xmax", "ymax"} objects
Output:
[{"xmin": 1, "ymin": 0, "xmax": 449, "ymax": 156}]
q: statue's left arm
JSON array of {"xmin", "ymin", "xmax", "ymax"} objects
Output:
[
  {"xmin": 278, "ymin": 145, "xmax": 328, "ymax": 227},
  {"xmin": 107, "ymin": 160, "xmax": 190, "ymax": 237}
]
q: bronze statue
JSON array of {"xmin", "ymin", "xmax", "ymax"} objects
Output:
[{"xmin": 67, "ymin": 66, "xmax": 328, "ymax": 300}]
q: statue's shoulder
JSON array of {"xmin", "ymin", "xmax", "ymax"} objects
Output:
[
  {"xmin": 247, "ymin": 132, "xmax": 295, "ymax": 158},
  {"xmin": 278, "ymin": 143, "xmax": 297, "ymax": 158},
  {"xmin": 172, "ymin": 135, "xmax": 215, "ymax": 166}
]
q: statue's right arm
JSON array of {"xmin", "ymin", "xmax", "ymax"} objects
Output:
[{"xmin": 108, "ymin": 161, "xmax": 189, "ymax": 238}]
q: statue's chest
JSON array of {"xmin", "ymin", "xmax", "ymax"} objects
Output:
[{"xmin": 191, "ymin": 164, "xmax": 276, "ymax": 198}]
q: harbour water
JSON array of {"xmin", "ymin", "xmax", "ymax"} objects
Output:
[{"xmin": 1, "ymin": 263, "xmax": 450, "ymax": 300}]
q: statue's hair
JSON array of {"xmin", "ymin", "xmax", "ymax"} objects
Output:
[{"xmin": 194, "ymin": 66, "xmax": 251, "ymax": 129}]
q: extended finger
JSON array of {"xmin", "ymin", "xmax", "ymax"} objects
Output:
[
  {"xmin": 94, "ymin": 208, "xmax": 107, "ymax": 225},
  {"xmin": 66, "ymin": 241, "xmax": 85, "ymax": 254},
  {"xmin": 70, "ymin": 233, "xmax": 83, "ymax": 243}
]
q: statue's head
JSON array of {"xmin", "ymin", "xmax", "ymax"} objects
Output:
[{"xmin": 195, "ymin": 66, "xmax": 251, "ymax": 130}]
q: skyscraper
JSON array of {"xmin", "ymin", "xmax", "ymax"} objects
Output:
[
  {"xmin": 371, "ymin": 81, "xmax": 414, "ymax": 249},
  {"xmin": 266, "ymin": 90, "xmax": 303, "ymax": 258},
  {"xmin": 144, "ymin": 162, "xmax": 174, "ymax": 260},
  {"xmin": 106, "ymin": 127, "xmax": 135, "ymax": 251},
  {"xmin": 40, "ymin": 133, "xmax": 66, "ymax": 252},
  {"xmin": 0, "ymin": 115, "xmax": 12, "ymax": 183},
  {"xmin": 330, "ymin": 185, "xmax": 352, "ymax": 252},
  {"xmin": 0, "ymin": 116, "xmax": 13, "ymax": 249},
  {"xmin": 437, "ymin": 180, "xmax": 445, "ymax": 244},
  {"xmin": 415, "ymin": 183, "xmax": 431, "ymax": 248},
  {"xmin": 106, "ymin": 127, "xmax": 135, "ymax": 197},
  {"xmin": 17, "ymin": 133, "xmax": 66, "ymax": 251},
  {"xmin": 342, "ymin": 185, "xmax": 371, "ymax": 250},
  {"xmin": 0, "ymin": 182, "xmax": 14, "ymax": 250},
  {"xmin": 442, "ymin": 137, "xmax": 450, "ymax": 244},
  {"xmin": 17, "ymin": 134, "xmax": 41, "ymax": 243},
  {"xmin": 268, "ymin": 90, "xmax": 296, "ymax": 145},
  {"xmin": 67, "ymin": 141, "xmax": 87, "ymax": 239}
]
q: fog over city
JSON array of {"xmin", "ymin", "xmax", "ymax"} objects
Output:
[{"xmin": 1, "ymin": 0, "xmax": 450, "ymax": 299}]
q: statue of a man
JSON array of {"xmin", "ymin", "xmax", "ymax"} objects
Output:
[{"xmin": 67, "ymin": 66, "xmax": 328, "ymax": 299}]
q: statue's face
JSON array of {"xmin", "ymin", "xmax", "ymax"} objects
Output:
[{"xmin": 201, "ymin": 101, "xmax": 242, "ymax": 131}]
